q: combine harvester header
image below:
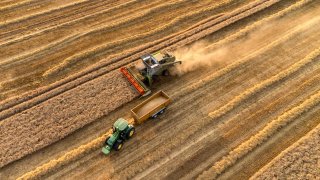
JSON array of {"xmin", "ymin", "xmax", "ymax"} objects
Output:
[{"xmin": 120, "ymin": 67, "xmax": 150, "ymax": 96}]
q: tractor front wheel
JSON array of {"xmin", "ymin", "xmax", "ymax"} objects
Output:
[
  {"xmin": 113, "ymin": 140, "xmax": 123, "ymax": 151},
  {"xmin": 126, "ymin": 126, "xmax": 135, "ymax": 139}
]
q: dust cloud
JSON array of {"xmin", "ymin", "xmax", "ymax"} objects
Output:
[
  {"xmin": 170, "ymin": 42, "xmax": 228, "ymax": 76},
  {"xmin": 170, "ymin": 15, "xmax": 320, "ymax": 76},
  {"xmin": 169, "ymin": 22, "xmax": 272, "ymax": 76}
]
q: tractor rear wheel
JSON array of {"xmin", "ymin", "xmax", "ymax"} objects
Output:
[
  {"xmin": 113, "ymin": 140, "xmax": 123, "ymax": 151},
  {"xmin": 126, "ymin": 127, "xmax": 135, "ymax": 139}
]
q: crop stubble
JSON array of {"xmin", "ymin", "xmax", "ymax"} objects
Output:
[
  {"xmin": 197, "ymin": 49, "xmax": 320, "ymax": 178},
  {"xmin": 251, "ymin": 122, "xmax": 320, "ymax": 179},
  {"xmin": 0, "ymin": 0, "xmax": 279, "ymax": 119},
  {"xmin": 1, "ymin": 0, "xmax": 318, "ymax": 179},
  {"xmin": 8, "ymin": 0, "xmax": 312, "ymax": 177},
  {"xmin": 94, "ymin": 5, "xmax": 320, "ymax": 179},
  {"xmin": 0, "ymin": 0, "xmax": 272, "ymax": 168},
  {"xmin": 0, "ymin": 0, "xmax": 229, "ymax": 97},
  {"xmin": 0, "ymin": 0, "xmax": 239, "ymax": 113},
  {"xmin": 0, "ymin": 0, "xmax": 272, "ymax": 102},
  {"xmin": 129, "ymin": 37, "xmax": 320, "ymax": 179},
  {"xmin": 0, "ymin": 71, "xmax": 137, "ymax": 168}
]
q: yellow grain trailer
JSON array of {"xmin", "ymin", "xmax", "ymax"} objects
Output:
[{"xmin": 131, "ymin": 90, "xmax": 171, "ymax": 124}]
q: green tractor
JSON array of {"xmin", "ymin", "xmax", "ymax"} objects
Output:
[{"xmin": 102, "ymin": 118, "xmax": 135, "ymax": 155}]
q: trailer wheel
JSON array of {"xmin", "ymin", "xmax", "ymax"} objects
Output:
[
  {"xmin": 159, "ymin": 108, "xmax": 166, "ymax": 114},
  {"xmin": 113, "ymin": 140, "xmax": 123, "ymax": 151},
  {"xmin": 126, "ymin": 127, "xmax": 135, "ymax": 139}
]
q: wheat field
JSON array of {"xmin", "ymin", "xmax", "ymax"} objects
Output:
[{"xmin": 0, "ymin": 0, "xmax": 319, "ymax": 179}]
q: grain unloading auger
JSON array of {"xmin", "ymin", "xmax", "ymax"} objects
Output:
[{"xmin": 120, "ymin": 52, "xmax": 181, "ymax": 96}]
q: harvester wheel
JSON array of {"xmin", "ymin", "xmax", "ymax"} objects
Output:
[
  {"xmin": 162, "ymin": 70, "xmax": 169, "ymax": 76},
  {"xmin": 113, "ymin": 140, "xmax": 123, "ymax": 151},
  {"xmin": 126, "ymin": 127, "xmax": 135, "ymax": 139}
]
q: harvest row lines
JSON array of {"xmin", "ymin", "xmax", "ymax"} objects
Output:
[
  {"xmin": 198, "ymin": 83, "xmax": 320, "ymax": 179},
  {"xmin": 19, "ymin": 16, "xmax": 320, "ymax": 179},
  {"xmin": 122, "ymin": 31, "xmax": 320, "ymax": 179},
  {"xmin": 1, "ymin": 1, "xmax": 276, "ymax": 168},
  {"xmin": 140, "ymin": 60, "xmax": 320, "ymax": 179},
  {"xmin": 0, "ymin": 0, "xmax": 275, "ymax": 119},
  {"xmin": 173, "ymin": 0, "xmax": 313, "ymax": 100}
]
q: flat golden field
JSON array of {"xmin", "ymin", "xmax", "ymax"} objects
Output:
[{"xmin": 0, "ymin": 0, "xmax": 319, "ymax": 179}]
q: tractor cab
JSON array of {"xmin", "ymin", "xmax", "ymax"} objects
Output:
[{"xmin": 113, "ymin": 118, "xmax": 129, "ymax": 132}]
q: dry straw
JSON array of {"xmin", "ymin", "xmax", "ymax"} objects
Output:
[
  {"xmin": 197, "ymin": 90, "xmax": 320, "ymax": 179},
  {"xmin": 173, "ymin": 0, "xmax": 314, "ymax": 100},
  {"xmin": 204, "ymin": 0, "xmax": 314, "ymax": 50},
  {"xmin": 0, "ymin": 0, "xmax": 35, "ymax": 12},
  {"xmin": 0, "ymin": 71, "xmax": 137, "ymax": 167},
  {"xmin": 0, "ymin": 0, "xmax": 234, "ymax": 124},
  {"xmin": 17, "ymin": 130, "xmax": 112, "ymax": 180},
  {"xmin": 0, "ymin": 0, "xmax": 141, "ymax": 47},
  {"xmin": 0, "ymin": 0, "xmax": 91, "ymax": 27},
  {"xmin": 251, "ymin": 122, "xmax": 320, "ymax": 179},
  {"xmin": 43, "ymin": 0, "xmax": 233, "ymax": 77},
  {"xmin": 16, "ymin": 0, "xmax": 302, "ymax": 179},
  {"xmin": 1, "ymin": 0, "xmax": 175, "ymax": 62},
  {"xmin": 2, "ymin": 0, "xmax": 181, "ymax": 69},
  {"xmin": 207, "ymin": 46, "xmax": 320, "ymax": 119}
]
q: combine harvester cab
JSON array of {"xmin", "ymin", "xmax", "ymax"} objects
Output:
[
  {"xmin": 120, "ymin": 52, "xmax": 181, "ymax": 97},
  {"xmin": 102, "ymin": 91, "xmax": 171, "ymax": 155}
]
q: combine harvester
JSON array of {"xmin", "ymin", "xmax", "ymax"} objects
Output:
[
  {"xmin": 102, "ymin": 91, "xmax": 171, "ymax": 155},
  {"xmin": 120, "ymin": 52, "xmax": 181, "ymax": 96}
]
